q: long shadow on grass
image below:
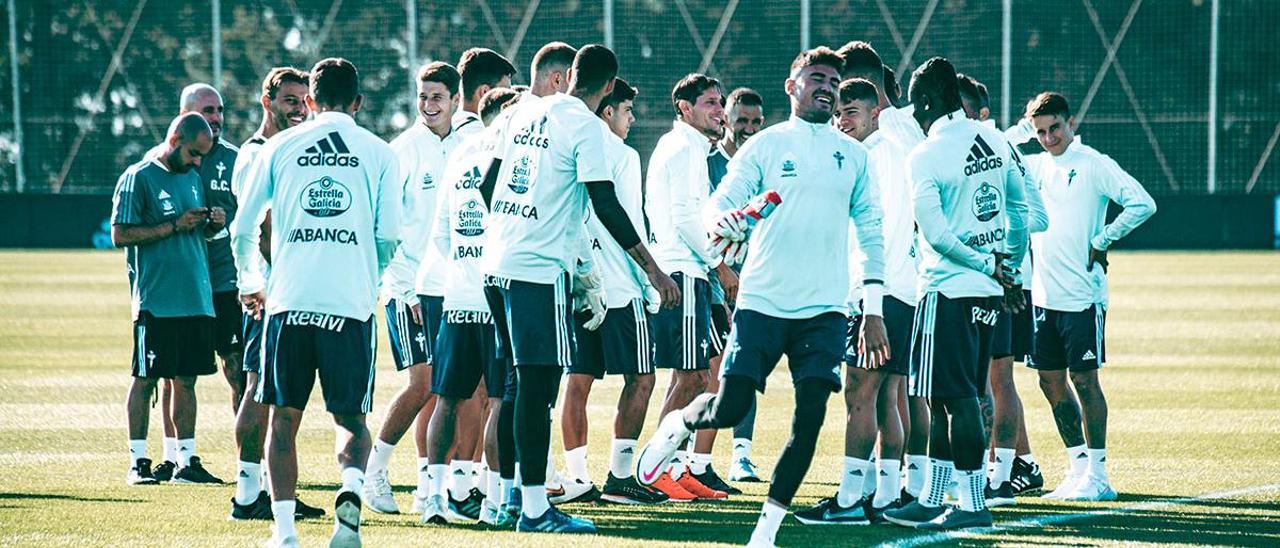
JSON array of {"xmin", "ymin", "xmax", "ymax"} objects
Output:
[{"xmin": 0, "ymin": 492, "xmax": 144, "ymax": 504}]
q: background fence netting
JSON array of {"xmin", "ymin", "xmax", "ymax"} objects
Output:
[{"xmin": 1, "ymin": 0, "xmax": 1276, "ymax": 197}]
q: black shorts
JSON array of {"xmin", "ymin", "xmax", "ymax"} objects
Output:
[
  {"xmin": 991, "ymin": 290, "xmax": 1033, "ymax": 361},
  {"xmin": 257, "ymin": 311, "xmax": 377, "ymax": 415},
  {"xmin": 652, "ymin": 272, "xmax": 714, "ymax": 370},
  {"xmin": 483, "ymin": 273, "xmax": 575, "ymax": 368},
  {"xmin": 131, "ymin": 313, "xmax": 215, "ymax": 379},
  {"xmin": 570, "ymin": 300, "xmax": 655, "ymax": 379},
  {"xmin": 241, "ymin": 312, "xmax": 264, "ymax": 374},
  {"xmin": 710, "ymin": 301, "xmax": 731, "ymax": 356},
  {"xmin": 212, "ymin": 291, "xmax": 244, "ymax": 356},
  {"xmin": 432, "ymin": 310, "xmax": 507, "ymax": 399},
  {"xmin": 1029, "ymin": 305, "xmax": 1106, "ymax": 372},
  {"xmin": 847, "ymin": 296, "xmax": 915, "ymax": 376},
  {"xmin": 385, "ymin": 297, "xmax": 435, "ymax": 371},
  {"xmin": 721, "ymin": 309, "xmax": 845, "ymax": 394},
  {"xmin": 908, "ymin": 292, "xmax": 1000, "ymax": 400}
]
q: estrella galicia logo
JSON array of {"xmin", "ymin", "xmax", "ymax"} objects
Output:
[
  {"xmin": 971, "ymin": 182, "xmax": 1002, "ymax": 222},
  {"xmin": 964, "ymin": 134, "xmax": 1002, "ymax": 176},
  {"xmin": 300, "ymin": 176, "xmax": 351, "ymax": 217},
  {"xmin": 455, "ymin": 199, "xmax": 486, "ymax": 237},
  {"xmin": 297, "ymin": 131, "xmax": 361, "ymax": 167},
  {"xmin": 780, "ymin": 153, "xmax": 798, "ymax": 178},
  {"xmin": 508, "ymin": 155, "xmax": 533, "ymax": 194}
]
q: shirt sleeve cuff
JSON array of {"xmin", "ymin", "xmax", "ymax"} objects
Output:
[
  {"xmin": 861, "ymin": 283, "xmax": 884, "ymax": 317},
  {"xmin": 237, "ymin": 273, "xmax": 265, "ymax": 296},
  {"xmin": 1091, "ymin": 233, "xmax": 1112, "ymax": 251}
]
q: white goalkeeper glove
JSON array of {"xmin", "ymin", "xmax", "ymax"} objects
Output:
[{"xmin": 573, "ymin": 261, "xmax": 608, "ymax": 331}]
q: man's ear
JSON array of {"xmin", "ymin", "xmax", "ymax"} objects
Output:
[
  {"xmin": 1067, "ymin": 115, "xmax": 1078, "ymax": 132},
  {"xmin": 350, "ymin": 94, "xmax": 365, "ymax": 114},
  {"xmin": 979, "ymin": 106, "xmax": 991, "ymax": 121},
  {"xmin": 784, "ymin": 78, "xmax": 796, "ymax": 97},
  {"xmin": 870, "ymin": 105, "xmax": 883, "ymax": 124},
  {"xmin": 260, "ymin": 93, "xmax": 271, "ymax": 112}
]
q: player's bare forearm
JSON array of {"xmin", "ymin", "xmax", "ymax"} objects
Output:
[
  {"xmin": 625, "ymin": 243, "xmax": 681, "ymax": 308},
  {"xmin": 111, "ymin": 222, "xmax": 175, "ymax": 247}
]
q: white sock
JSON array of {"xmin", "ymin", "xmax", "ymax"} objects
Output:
[
  {"xmin": 956, "ymin": 469, "xmax": 987, "ymax": 512},
  {"xmin": 610, "ymin": 439, "xmax": 636, "ymax": 479},
  {"xmin": 339, "ymin": 466, "xmax": 363, "ymax": 495},
  {"xmin": 416, "ymin": 457, "xmax": 431, "ymax": 494},
  {"xmin": 921, "ymin": 459, "xmax": 954, "ymax": 508},
  {"xmin": 177, "ymin": 438, "xmax": 195, "ymax": 467},
  {"xmin": 367, "ymin": 439, "xmax": 396, "ymax": 475},
  {"xmin": 1066, "ymin": 444, "xmax": 1089, "ymax": 478},
  {"xmin": 521, "ymin": 485, "xmax": 549, "ymax": 519},
  {"xmin": 750, "ymin": 501, "xmax": 786, "ymax": 546},
  {"xmin": 128, "ymin": 439, "xmax": 147, "ymax": 464},
  {"xmin": 838, "ymin": 456, "xmax": 871, "ymax": 507},
  {"xmin": 163, "ymin": 437, "xmax": 177, "ymax": 463},
  {"xmin": 427, "ymin": 464, "xmax": 449, "ymax": 499},
  {"xmin": 669, "ymin": 450, "xmax": 688, "ymax": 479},
  {"xmin": 689, "ymin": 452, "xmax": 712, "ymax": 476},
  {"xmin": 1087, "ymin": 448, "xmax": 1109, "ymax": 483},
  {"xmin": 991, "ymin": 448, "xmax": 1016, "ymax": 486},
  {"xmin": 905, "ymin": 454, "xmax": 928, "ymax": 496},
  {"xmin": 874, "ymin": 459, "xmax": 901, "ymax": 509},
  {"xmin": 565, "ymin": 446, "xmax": 590, "ymax": 483},
  {"xmin": 485, "ymin": 470, "xmax": 501, "ymax": 502},
  {"xmin": 450, "ymin": 460, "xmax": 474, "ymax": 499},
  {"xmin": 499, "ymin": 478, "xmax": 514, "ymax": 505},
  {"xmin": 236, "ymin": 460, "xmax": 262, "ymax": 505},
  {"xmin": 272, "ymin": 500, "xmax": 297, "ymax": 539},
  {"xmin": 1018, "ymin": 452, "xmax": 1038, "ymax": 467},
  {"xmin": 862, "ymin": 456, "xmax": 878, "ymax": 497},
  {"xmin": 260, "ymin": 459, "xmax": 269, "ymax": 491},
  {"xmin": 732, "ymin": 438, "xmax": 752, "ymax": 462}
]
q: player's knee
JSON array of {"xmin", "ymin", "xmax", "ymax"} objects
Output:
[
  {"xmin": 173, "ymin": 375, "xmax": 197, "ymax": 391},
  {"xmin": 1038, "ymin": 371, "xmax": 1069, "ymax": 396},
  {"xmin": 793, "ymin": 399, "xmax": 827, "ymax": 440},
  {"xmin": 1069, "ymin": 369, "xmax": 1101, "ymax": 391},
  {"xmin": 624, "ymin": 373, "xmax": 655, "ymax": 394}
]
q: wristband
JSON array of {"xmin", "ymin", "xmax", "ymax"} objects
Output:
[{"xmin": 861, "ymin": 283, "xmax": 884, "ymax": 317}]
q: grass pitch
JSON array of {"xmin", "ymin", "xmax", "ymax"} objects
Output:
[{"xmin": 0, "ymin": 250, "xmax": 1277, "ymax": 547}]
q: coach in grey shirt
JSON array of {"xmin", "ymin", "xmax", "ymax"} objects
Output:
[{"xmin": 112, "ymin": 112, "xmax": 226, "ymax": 486}]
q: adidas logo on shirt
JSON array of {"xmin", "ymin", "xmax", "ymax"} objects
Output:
[
  {"xmin": 1082, "ymin": 349, "xmax": 1097, "ymax": 361},
  {"xmin": 964, "ymin": 134, "xmax": 1003, "ymax": 176},
  {"xmin": 297, "ymin": 131, "xmax": 361, "ymax": 167}
]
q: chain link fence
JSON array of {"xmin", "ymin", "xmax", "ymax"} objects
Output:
[{"xmin": 1, "ymin": 0, "xmax": 1275, "ymax": 196}]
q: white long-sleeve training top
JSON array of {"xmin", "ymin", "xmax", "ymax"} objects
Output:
[
  {"xmin": 908, "ymin": 110, "xmax": 1028, "ymax": 299},
  {"xmin": 586, "ymin": 122, "xmax": 649, "ymax": 308},
  {"xmin": 646, "ymin": 119, "xmax": 720, "ymax": 280},
  {"xmin": 705, "ymin": 115, "xmax": 885, "ymax": 320},
  {"xmin": 1026, "ymin": 137, "xmax": 1156, "ymax": 311},
  {"xmin": 231, "ymin": 111, "xmax": 401, "ymax": 320}
]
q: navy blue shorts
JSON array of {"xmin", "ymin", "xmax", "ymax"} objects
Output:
[
  {"xmin": 241, "ymin": 312, "xmax": 264, "ymax": 374},
  {"xmin": 721, "ymin": 309, "xmax": 845, "ymax": 394},
  {"xmin": 991, "ymin": 290, "xmax": 1033, "ymax": 361},
  {"xmin": 385, "ymin": 297, "xmax": 436, "ymax": 371},
  {"xmin": 131, "ymin": 313, "xmax": 215, "ymax": 379},
  {"xmin": 483, "ymin": 273, "xmax": 575, "ymax": 368},
  {"xmin": 432, "ymin": 310, "xmax": 507, "ymax": 399},
  {"xmin": 1029, "ymin": 305, "xmax": 1106, "ymax": 372},
  {"xmin": 257, "ymin": 311, "xmax": 377, "ymax": 415},
  {"xmin": 710, "ymin": 302, "xmax": 731, "ymax": 356},
  {"xmin": 847, "ymin": 296, "xmax": 915, "ymax": 376},
  {"xmin": 908, "ymin": 293, "xmax": 999, "ymax": 400},
  {"xmin": 570, "ymin": 300, "xmax": 654, "ymax": 379},
  {"xmin": 212, "ymin": 291, "xmax": 244, "ymax": 356},
  {"xmin": 653, "ymin": 272, "xmax": 714, "ymax": 370}
]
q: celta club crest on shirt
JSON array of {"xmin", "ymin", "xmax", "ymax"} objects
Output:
[
  {"xmin": 971, "ymin": 182, "xmax": 1003, "ymax": 222},
  {"xmin": 780, "ymin": 153, "xmax": 798, "ymax": 178},
  {"xmin": 509, "ymin": 155, "xmax": 535, "ymax": 194},
  {"xmin": 300, "ymin": 176, "xmax": 352, "ymax": 217},
  {"xmin": 421, "ymin": 172, "xmax": 435, "ymax": 190},
  {"xmin": 157, "ymin": 189, "xmax": 175, "ymax": 214},
  {"xmin": 455, "ymin": 200, "xmax": 486, "ymax": 237},
  {"xmin": 1067, "ymin": 169, "xmax": 1078, "ymax": 186}
]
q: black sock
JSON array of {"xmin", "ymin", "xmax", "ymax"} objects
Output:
[
  {"xmin": 498, "ymin": 400, "xmax": 516, "ymax": 480},
  {"xmin": 514, "ymin": 366, "xmax": 561, "ymax": 485},
  {"xmin": 767, "ymin": 379, "xmax": 833, "ymax": 506}
]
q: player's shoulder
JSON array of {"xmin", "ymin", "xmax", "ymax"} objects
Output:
[
  {"xmin": 118, "ymin": 156, "xmax": 158, "ymax": 187},
  {"xmin": 218, "ymin": 139, "xmax": 240, "ymax": 154}
]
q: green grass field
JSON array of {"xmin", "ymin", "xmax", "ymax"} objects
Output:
[{"xmin": 1, "ymin": 250, "xmax": 1278, "ymax": 547}]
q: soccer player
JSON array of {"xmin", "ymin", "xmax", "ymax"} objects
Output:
[
  {"xmin": 957, "ymin": 73, "xmax": 1049, "ymax": 503},
  {"xmin": 478, "ymin": 44, "xmax": 679, "ymax": 534},
  {"xmin": 638, "ymin": 47, "xmax": 889, "ymax": 547},
  {"xmin": 1021, "ymin": 92, "xmax": 1155, "ymax": 502},
  {"xmin": 796, "ymin": 76, "xmax": 915, "ymax": 525},
  {"xmin": 228, "ymin": 66, "xmax": 325, "ymax": 521},
  {"xmin": 417, "ymin": 86, "xmax": 523, "ymax": 526},
  {"xmin": 838, "ymin": 41, "xmax": 930, "ymax": 504},
  {"xmin": 882, "ymin": 57, "xmax": 1029, "ymax": 530},
  {"xmin": 643, "ymin": 72, "xmax": 732, "ymax": 502},
  {"xmin": 362, "ymin": 60, "xmax": 472, "ymax": 516},
  {"xmin": 113, "ymin": 113, "xmax": 221, "ymax": 486},
  {"xmin": 557, "ymin": 78, "xmax": 669, "ymax": 506},
  {"xmin": 703, "ymin": 87, "xmax": 765, "ymax": 487},
  {"xmin": 144, "ymin": 85, "xmax": 236, "ymax": 485},
  {"xmin": 232, "ymin": 58, "xmax": 401, "ymax": 548}
]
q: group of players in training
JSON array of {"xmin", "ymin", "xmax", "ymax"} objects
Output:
[{"xmin": 111, "ymin": 36, "xmax": 1155, "ymax": 547}]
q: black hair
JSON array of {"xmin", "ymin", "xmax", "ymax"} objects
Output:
[
  {"xmin": 909, "ymin": 56, "xmax": 961, "ymax": 112},
  {"xmin": 956, "ymin": 72, "xmax": 989, "ymax": 110},
  {"xmin": 262, "ymin": 67, "xmax": 308, "ymax": 99},
  {"xmin": 480, "ymin": 87, "xmax": 521, "ymax": 125},
  {"xmin": 839, "ymin": 78, "xmax": 879, "ymax": 106},
  {"xmin": 671, "ymin": 73, "xmax": 722, "ymax": 117},
  {"xmin": 310, "ymin": 57, "xmax": 360, "ymax": 107},
  {"xmin": 726, "ymin": 87, "xmax": 763, "ymax": 109},
  {"xmin": 458, "ymin": 48, "xmax": 516, "ymax": 101},
  {"xmin": 790, "ymin": 46, "xmax": 844, "ymax": 75},
  {"xmin": 417, "ymin": 61, "xmax": 461, "ymax": 96},
  {"xmin": 837, "ymin": 41, "xmax": 884, "ymax": 83},
  {"xmin": 597, "ymin": 77, "xmax": 637, "ymax": 116},
  {"xmin": 1025, "ymin": 91, "xmax": 1071, "ymax": 119},
  {"xmin": 571, "ymin": 44, "xmax": 619, "ymax": 95},
  {"xmin": 532, "ymin": 42, "xmax": 578, "ymax": 74}
]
